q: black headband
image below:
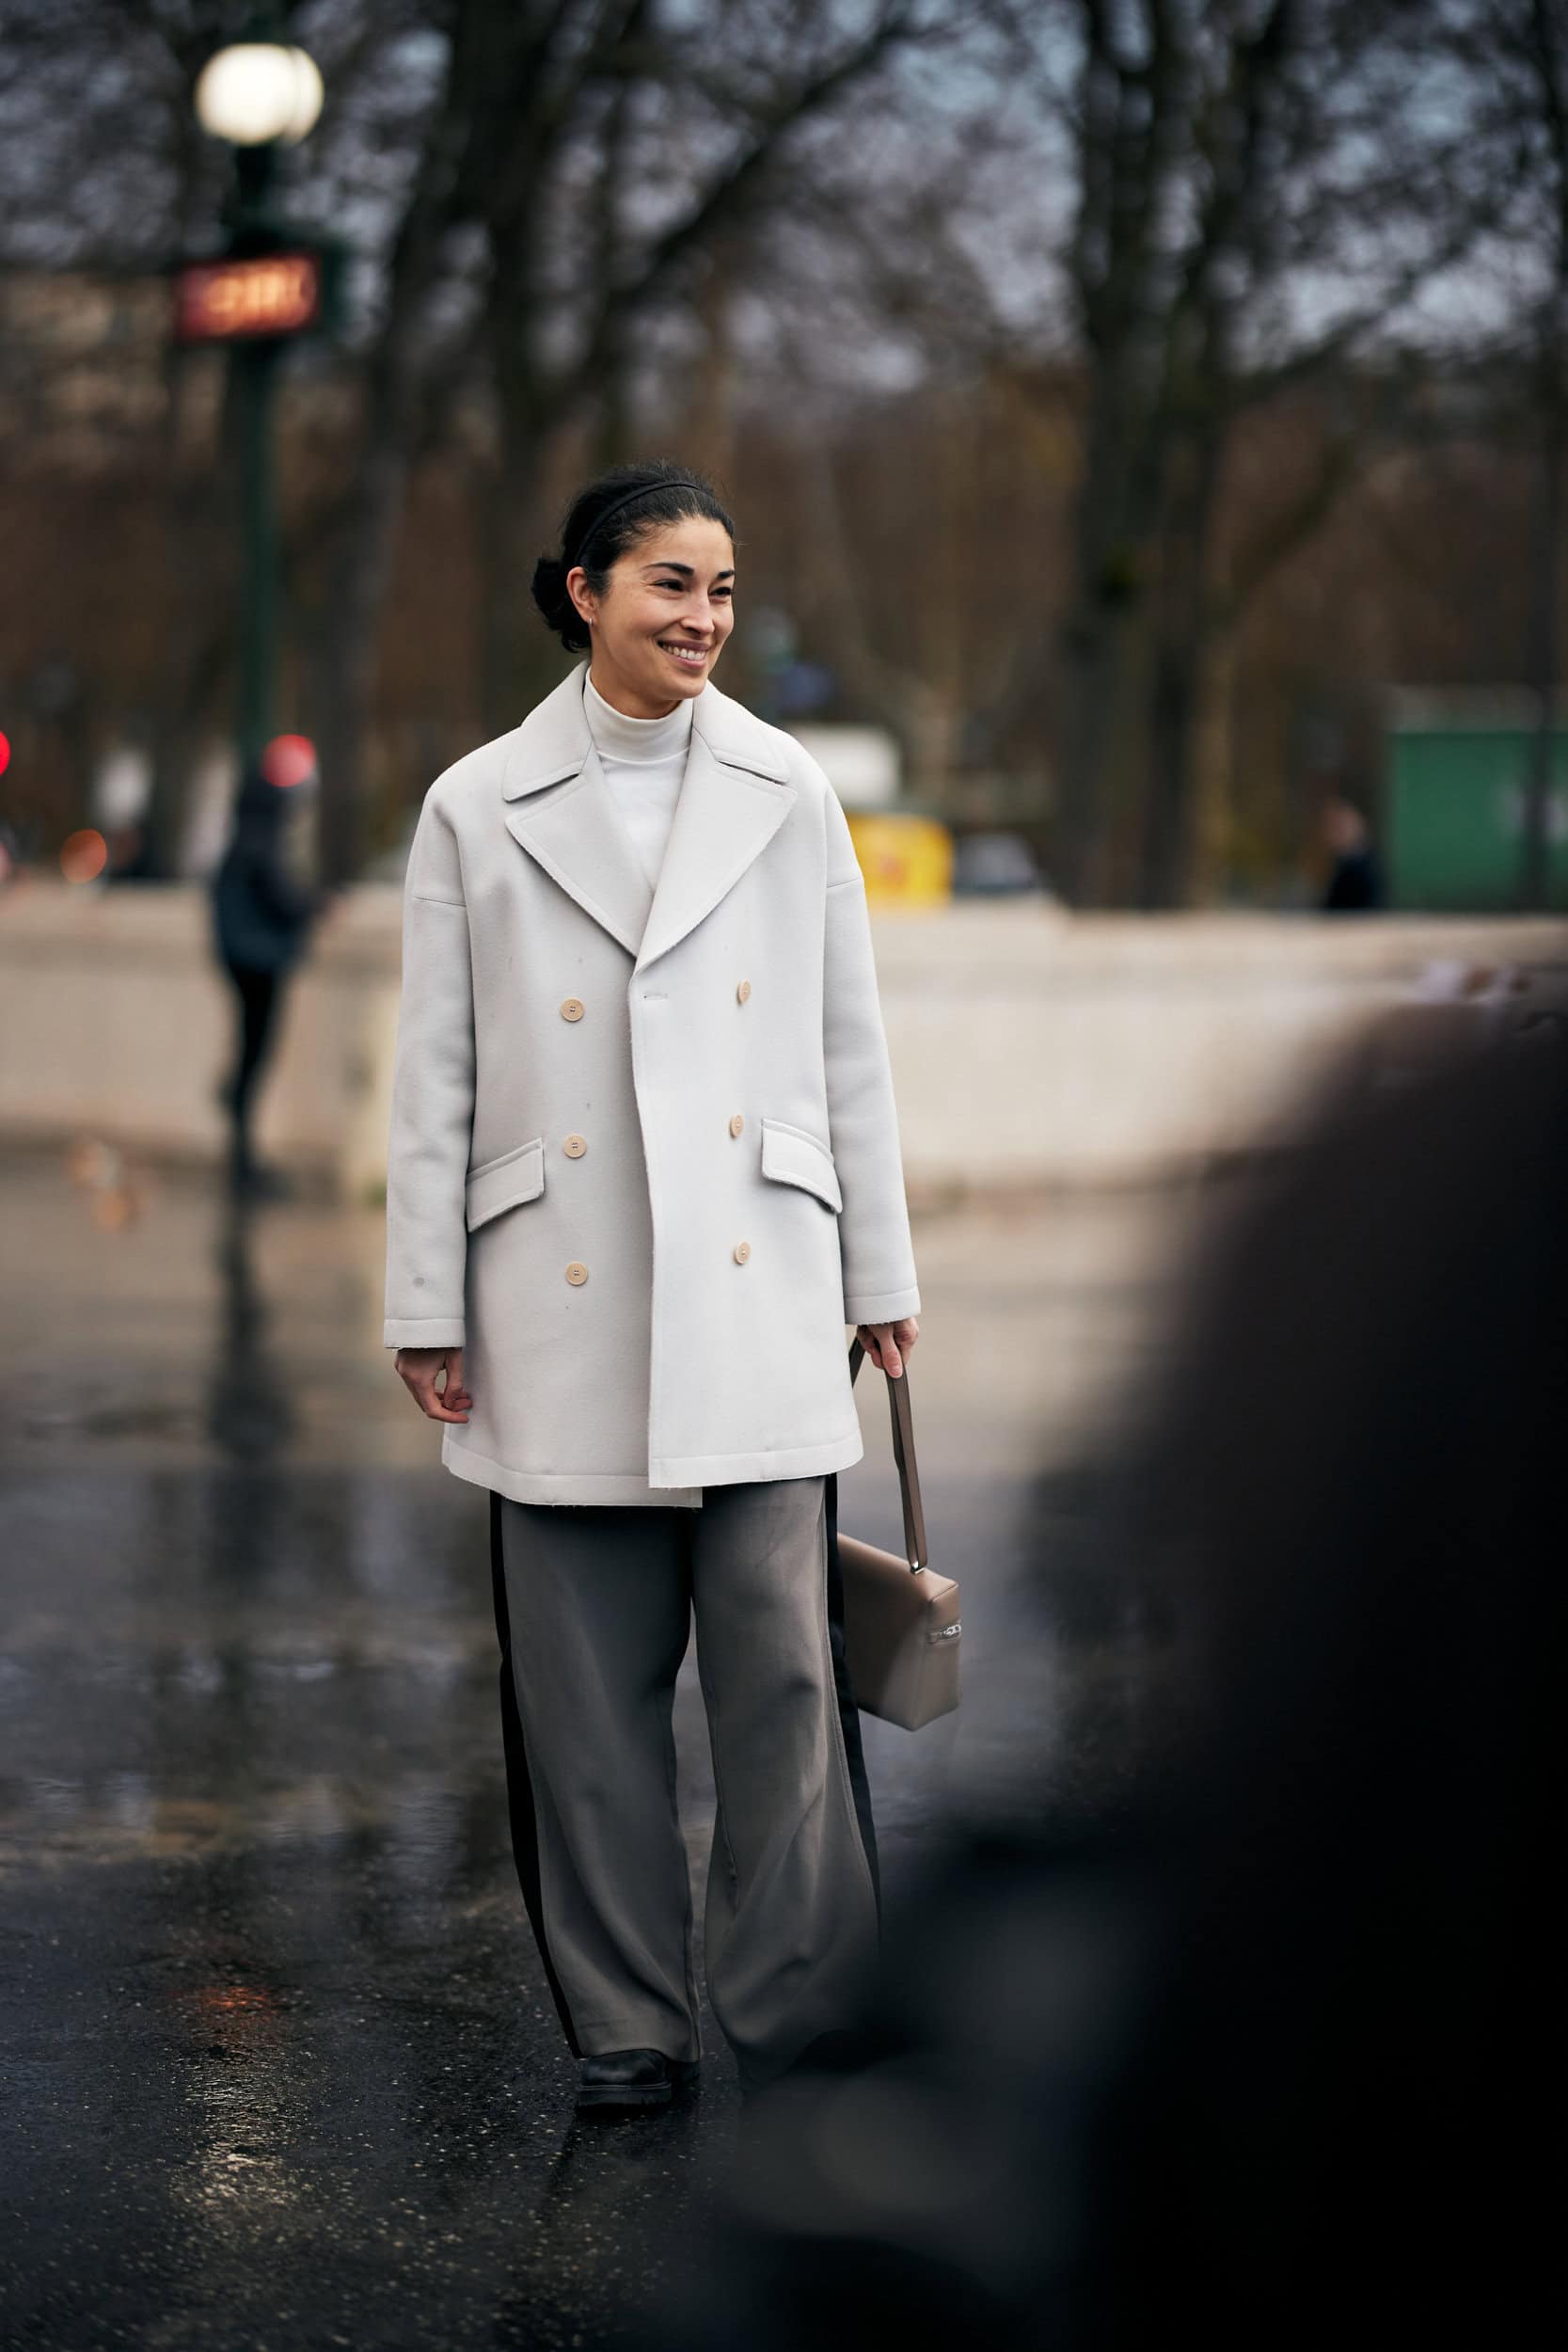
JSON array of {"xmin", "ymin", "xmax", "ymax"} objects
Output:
[{"xmin": 568, "ymin": 478, "xmax": 708, "ymax": 564}]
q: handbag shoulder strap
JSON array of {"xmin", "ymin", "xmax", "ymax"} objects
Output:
[{"xmin": 847, "ymin": 1333, "xmax": 929, "ymax": 1573}]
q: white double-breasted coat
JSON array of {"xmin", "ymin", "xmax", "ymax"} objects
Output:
[{"xmin": 382, "ymin": 659, "xmax": 922, "ymax": 1506}]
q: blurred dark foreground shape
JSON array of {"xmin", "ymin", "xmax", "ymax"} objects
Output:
[{"xmin": 641, "ymin": 1004, "xmax": 1568, "ymax": 2351}]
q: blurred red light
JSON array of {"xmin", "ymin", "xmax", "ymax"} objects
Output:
[
  {"xmin": 0, "ymin": 730, "xmax": 10, "ymax": 775},
  {"xmin": 60, "ymin": 830, "xmax": 107, "ymax": 883},
  {"xmin": 261, "ymin": 734, "xmax": 317, "ymax": 789}
]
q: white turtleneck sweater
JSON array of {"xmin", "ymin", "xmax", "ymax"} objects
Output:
[{"xmin": 583, "ymin": 670, "xmax": 696, "ymax": 890}]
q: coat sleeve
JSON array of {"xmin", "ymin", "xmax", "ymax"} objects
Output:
[
  {"xmin": 820, "ymin": 781, "xmax": 923, "ymax": 1327},
  {"xmin": 382, "ymin": 787, "xmax": 476, "ymax": 1351}
]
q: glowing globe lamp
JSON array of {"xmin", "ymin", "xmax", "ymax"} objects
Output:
[{"xmin": 194, "ymin": 42, "xmax": 324, "ymax": 147}]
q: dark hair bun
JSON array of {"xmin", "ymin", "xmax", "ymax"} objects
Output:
[
  {"xmin": 530, "ymin": 554, "xmax": 588, "ymax": 654},
  {"xmin": 531, "ymin": 463, "xmax": 736, "ymax": 656}
]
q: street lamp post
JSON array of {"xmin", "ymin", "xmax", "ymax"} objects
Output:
[
  {"xmin": 186, "ymin": 32, "xmax": 325, "ymax": 784},
  {"xmin": 230, "ymin": 143, "xmax": 284, "ymax": 777}
]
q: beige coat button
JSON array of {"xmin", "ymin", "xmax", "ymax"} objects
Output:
[
  {"xmin": 728, "ymin": 1113, "xmax": 744, "ymax": 1137},
  {"xmin": 565, "ymin": 1262, "xmax": 589, "ymax": 1285},
  {"xmin": 736, "ymin": 979, "xmax": 752, "ymax": 1003},
  {"xmin": 561, "ymin": 997, "xmax": 584, "ymax": 1022},
  {"xmin": 733, "ymin": 1241, "xmax": 751, "ymax": 1263},
  {"xmin": 562, "ymin": 1134, "xmax": 587, "ymax": 1157}
]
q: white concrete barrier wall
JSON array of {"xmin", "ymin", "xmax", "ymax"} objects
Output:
[{"xmin": 0, "ymin": 884, "xmax": 1561, "ymax": 1198}]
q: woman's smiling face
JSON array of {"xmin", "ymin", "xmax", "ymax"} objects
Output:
[{"xmin": 568, "ymin": 515, "xmax": 736, "ymax": 718}]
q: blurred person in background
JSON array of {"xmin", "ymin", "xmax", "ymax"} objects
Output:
[
  {"xmin": 102, "ymin": 819, "xmax": 154, "ymax": 882},
  {"xmin": 647, "ymin": 1008, "xmax": 1564, "ymax": 2350},
  {"xmin": 1320, "ymin": 791, "xmax": 1386, "ymax": 912},
  {"xmin": 209, "ymin": 755, "xmax": 325, "ymax": 1200}
]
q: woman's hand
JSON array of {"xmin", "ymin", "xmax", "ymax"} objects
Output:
[
  {"xmin": 395, "ymin": 1346, "xmax": 472, "ymax": 1422},
  {"xmin": 856, "ymin": 1316, "xmax": 919, "ymax": 1378}
]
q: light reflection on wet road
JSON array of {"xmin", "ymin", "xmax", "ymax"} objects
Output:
[{"xmin": 0, "ymin": 1151, "xmax": 1219, "ymax": 2347}]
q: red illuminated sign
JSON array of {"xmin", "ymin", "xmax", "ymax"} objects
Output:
[{"xmin": 173, "ymin": 251, "xmax": 322, "ymax": 343}]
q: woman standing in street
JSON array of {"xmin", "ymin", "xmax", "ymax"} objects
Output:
[{"xmin": 383, "ymin": 461, "xmax": 921, "ymax": 2111}]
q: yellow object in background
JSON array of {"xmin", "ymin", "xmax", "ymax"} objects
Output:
[{"xmin": 845, "ymin": 812, "xmax": 953, "ymax": 906}]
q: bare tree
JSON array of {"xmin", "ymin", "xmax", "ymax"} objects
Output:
[
  {"xmin": 1, "ymin": 0, "xmax": 1549, "ymax": 909},
  {"xmin": 457, "ymin": 0, "xmax": 946, "ymax": 748},
  {"xmin": 1046, "ymin": 0, "xmax": 1522, "ymax": 904},
  {"xmin": 780, "ymin": 0, "xmax": 1525, "ymax": 902},
  {"xmin": 1, "ymin": 0, "xmax": 952, "ymax": 876},
  {"xmin": 285, "ymin": 0, "xmax": 952, "ymax": 875},
  {"xmin": 0, "ymin": 0, "xmax": 445, "ymax": 872}
]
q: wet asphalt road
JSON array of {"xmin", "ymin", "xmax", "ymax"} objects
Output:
[{"xmin": 0, "ymin": 1148, "xmax": 1217, "ymax": 2349}]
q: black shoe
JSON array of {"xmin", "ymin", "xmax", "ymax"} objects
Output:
[{"xmin": 576, "ymin": 2048, "xmax": 700, "ymax": 2113}]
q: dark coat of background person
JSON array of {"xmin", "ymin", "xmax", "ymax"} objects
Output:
[
  {"xmin": 641, "ymin": 1014, "xmax": 1567, "ymax": 2352},
  {"xmin": 210, "ymin": 765, "xmax": 320, "ymax": 974},
  {"xmin": 1322, "ymin": 838, "xmax": 1386, "ymax": 910}
]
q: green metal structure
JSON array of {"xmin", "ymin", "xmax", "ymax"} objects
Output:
[{"xmin": 1385, "ymin": 691, "xmax": 1568, "ymax": 913}]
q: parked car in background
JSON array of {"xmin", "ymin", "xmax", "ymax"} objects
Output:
[{"xmin": 950, "ymin": 830, "xmax": 1053, "ymax": 898}]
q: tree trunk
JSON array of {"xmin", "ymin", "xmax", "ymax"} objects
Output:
[
  {"xmin": 1522, "ymin": 0, "xmax": 1568, "ymax": 910},
  {"xmin": 142, "ymin": 354, "xmax": 237, "ymax": 878},
  {"xmin": 477, "ymin": 436, "xmax": 546, "ymax": 742},
  {"xmin": 1137, "ymin": 425, "xmax": 1222, "ymax": 910},
  {"xmin": 1054, "ymin": 360, "xmax": 1163, "ymax": 905},
  {"xmin": 1521, "ymin": 336, "xmax": 1562, "ymax": 913},
  {"xmin": 1189, "ymin": 601, "xmax": 1238, "ymax": 907},
  {"xmin": 308, "ymin": 430, "xmax": 414, "ymax": 887}
]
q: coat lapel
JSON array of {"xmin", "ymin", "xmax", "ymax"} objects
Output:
[
  {"xmin": 501, "ymin": 738, "xmax": 655, "ymax": 959},
  {"xmin": 499, "ymin": 660, "xmax": 797, "ymax": 972},
  {"xmin": 633, "ymin": 713, "xmax": 795, "ymax": 974}
]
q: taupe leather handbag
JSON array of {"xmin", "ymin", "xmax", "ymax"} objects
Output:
[{"xmin": 838, "ymin": 1334, "xmax": 961, "ymax": 1730}]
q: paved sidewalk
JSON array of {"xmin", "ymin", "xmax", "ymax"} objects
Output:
[{"xmin": 0, "ymin": 1146, "xmax": 1222, "ymax": 2350}]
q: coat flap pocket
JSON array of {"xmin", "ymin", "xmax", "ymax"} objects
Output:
[
  {"xmin": 465, "ymin": 1136, "xmax": 545, "ymax": 1232},
  {"xmin": 760, "ymin": 1117, "xmax": 844, "ymax": 1212}
]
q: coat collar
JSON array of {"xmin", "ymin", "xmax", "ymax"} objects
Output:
[
  {"xmin": 500, "ymin": 659, "xmax": 790, "ymax": 795},
  {"xmin": 499, "ymin": 660, "xmax": 797, "ymax": 973}
]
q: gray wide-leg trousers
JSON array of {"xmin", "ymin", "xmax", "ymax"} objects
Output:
[{"xmin": 488, "ymin": 1471, "xmax": 881, "ymax": 2088}]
